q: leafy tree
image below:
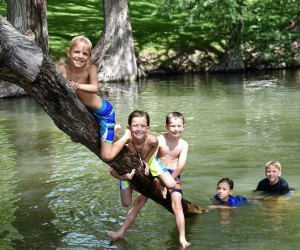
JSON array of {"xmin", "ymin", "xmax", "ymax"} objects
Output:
[
  {"xmin": 160, "ymin": 0, "xmax": 245, "ymax": 71},
  {"xmin": 244, "ymin": 0, "xmax": 300, "ymax": 67}
]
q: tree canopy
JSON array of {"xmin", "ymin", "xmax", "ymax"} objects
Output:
[{"xmin": 1, "ymin": 0, "xmax": 298, "ymax": 72}]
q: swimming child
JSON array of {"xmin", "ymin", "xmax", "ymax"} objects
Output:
[
  {"xmin": 255, "ymin": 160, "xmax": 290, "ymax": 195},
  {"xmin": 156, "ymin": 111, "xmax": 191, "ymax": 249},
  {"xmin": 212, "ymin": 177, "xmax": 247, "ymax": 208},
  {"xmin": 57, "ymin": 35, "xmax": 130, "ymax": 162},
  {"xmin": 107, "ymin": 110, "xmax": 176, "ymax": 239}
]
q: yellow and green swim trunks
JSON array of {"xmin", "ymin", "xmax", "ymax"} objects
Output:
[{"xmin": 119, "ymin": 155, "xmax": 168, "ymax": 189}]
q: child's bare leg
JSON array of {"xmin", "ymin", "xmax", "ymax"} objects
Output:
[
  {"xmin": 171, "ymin": 192, "xmax": 191, "ymax": 249},
  {"xmin": 120, "ymin": 186, "xmax": 133, "ymax": 207},
  {"xmin": 100, "ymin": 128, "xmax": 131, "ymax": 162},
  {"xmin": 106, "ymin": 194, "xmax": 148, "ymax": 240},
  {"xmin": 114, "ymin": 124, "xmax": 121, "ymax": 134},
  {"xmin": 159, "ymin": 172, "xmax": 176, "ymax": 189},
  {"xmin": 161, "ymin": 186, "xmax": 167, "ymax": 199},
  {"xmin": 153, "ymin": 178, "xmax": 167, "ymax": 199}
]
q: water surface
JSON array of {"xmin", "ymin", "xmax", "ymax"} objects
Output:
[{"xmin": 1, "ymin": 70, "xmax": 300, "ymax": 249}]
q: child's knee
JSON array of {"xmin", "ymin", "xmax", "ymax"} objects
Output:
[
  {"xmin": 167, "ymin": 179, "xmax": 176, "ymax": 189},
  {"xmin": 121, "ymin": 200, "xmax": 132, "ymax": 207},
  {"xmin": 100, "ymin": 152, "xmax": 114, "ymax": 162}
]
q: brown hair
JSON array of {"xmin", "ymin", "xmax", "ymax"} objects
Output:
[
  {"xmin": 217, "ymin": 177, "xmax": 234, "ymax": 190},
  {"xmin": 166, "ymin": 111, "xmax": 185, "ymax": 125},
  {"xmin": 128, "ymin": 110, "xmax": 150, "ymax": 126}
]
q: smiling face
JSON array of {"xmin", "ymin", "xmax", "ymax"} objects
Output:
[
  {"xmin": 67, "ymin": 41, "xmax": 91, "ymax": 68},
  {"xmin": 216, "ymin": 181, "xmax": 232, "ymax": 202},
  {"xmin": 128, "ymin": 116, "xmax": 149, "ymax": 141},
  {"xmin": 165, "ymin": 117, "xmax": 185, "ymax": 139},
  {"xmin": 265, "ymin": 165, "xmax": 281, "ymax": 185}
]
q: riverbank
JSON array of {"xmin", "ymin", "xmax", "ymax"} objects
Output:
[{"xmin": 1, "ymin": 1, "xmax": 299, "ymax": 78}]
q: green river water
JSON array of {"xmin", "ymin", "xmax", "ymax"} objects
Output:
[{"xmin": 0, "ymin": 70, "xmax": 300, "ymax": 250}]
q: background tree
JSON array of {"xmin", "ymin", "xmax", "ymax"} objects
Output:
[
  {"xmin": 0, "ymin": 17, "xmax": 205, "ymax": 216},
  {"xmin": 1, "ymin": 0, "xmax": 48, "ymax": 98},
  {"xmin": 91, "ymin": 0, "xmax": 145, "ymax": 82},
  {"xmin": 7, "ymin": 0, "xmax": 48, "ymax": 54},
  {"xmin": 243, "ymin": 0, "xmax": 300, "ymax": 68}
]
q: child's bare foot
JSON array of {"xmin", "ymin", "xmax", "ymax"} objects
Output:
[
  {"xmin": 114, "ymin": 124, "xmax": 121, "ymax": 134},
  {"xmin": 121, "ymin": 169, "xmax": 136, "ymax": 181},
  {"xmin": 180, "ymin": 239, "xmax": 191, "ymax": 249},
  {"xmin": 106, "ymin": 231, "xmax": 125, "ymax": 240},
  {"xmin": 161, "ymin": 186, "xmax": 167, "ymax": 199}
]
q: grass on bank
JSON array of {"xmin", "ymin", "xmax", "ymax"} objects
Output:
[{"xmin": 0, "ymin": 0, "xmax": 204, "ymax": 62}]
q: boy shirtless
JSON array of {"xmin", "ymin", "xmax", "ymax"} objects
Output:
[
  {"xmin": 157, "ymin": 111, "xmax": 190, "ymax": 249},
  {"xmin": 57, "ymin": 35, "xmax": 130, "ymax": 162}
]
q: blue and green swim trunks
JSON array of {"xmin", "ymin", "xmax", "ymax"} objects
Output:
[
  {"xmin": 120, "ymin": 155, "xmax": 168, "ymax": 189},
  {"xmin": 167, "ymin": 169, "xmax": 182, "ymax": 194},
  {"xmin": 89, "ymin": 98, "xmax": 115, "ymax": 144}
]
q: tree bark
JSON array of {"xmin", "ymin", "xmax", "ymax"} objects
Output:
[
  {"xmin": 91, "ymin": 0, "xmax": 145, "ymax": 82},
  {"xmin": 0, "ymin": 80, "xmax": 26, "ymax": 98},
  {"xmin": 3, "ymin": 0, "xmax": 49, "ymax": 98},
  {"xmin": 0, "ymin": 17, "xmax": 205, "ymax": 217},
  {"xmin": 7, "ymin": 0, "xmax": 48, "ymax": 55}
]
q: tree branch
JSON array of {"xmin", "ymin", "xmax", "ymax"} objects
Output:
[{"xmin": 0, "ymin": 16, "xmax": 205, "ymax": 216}]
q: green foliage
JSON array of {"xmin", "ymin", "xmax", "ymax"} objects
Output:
[
  {"xmin": 160, "ymin": 0, "xmax": 300, "ymax": 66},
  {"xmin": 1, "ymin": 0, "xmax": 299, "ymax": 67}
]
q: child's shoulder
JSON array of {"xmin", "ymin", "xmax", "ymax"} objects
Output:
[
  {"xmin": 57, "ymin": 62, "xmax": 67, "ymax": 71},
  {"xmin": 146, "ymin": 134, "xmax": 158, "ymax": 144},
  {"xmin": 157, "ymin": 134, "xmax": 166, "ymax": 141},
  {"xmin": 57, "ymin": 63, "xmax": 68, "ymax": 77},
  {"xmin": 179, "ymin": 138, "xmax": 188, "ymax": 148},
  {"xmin": 87, "ymin": 63, "xmax": 97, "ymax": 72}
]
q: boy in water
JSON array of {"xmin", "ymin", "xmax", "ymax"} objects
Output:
[
  {"xmin": 255, "ymin": 160, "xmax": 290, "ymax": 195},
  {"xmin": 107, "ymin": 110, "xmax": 176, "ymax": 238},
  {"xmin": 156, "ymin": 111, "xmax": 190, "ymax": 249},
  {"xmin": 211, "ymin": 177, "xmax": 247, "ymax": 208},
  {"xmin": 57, "ymin": 35, "xmax": 130, "ymax": 162}
]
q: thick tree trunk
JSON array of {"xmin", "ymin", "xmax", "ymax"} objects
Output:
[
  {"xmin": 0, "ymin": 17, "xmax": 205, "ymax": 216},
  {"xmin": 0, "ymin": 80, "xmax": 26, "ymax": 98},
  {"xmin": 7, "ymin": 0, "xmax": 48, "ymax": 55},
  {"xmin": 91, "ymin": 0, "xmax": 145, "ymax": 82},
  {"xmin": 3, "ymin": 0, "xmax": 48, "ymax": 98}
]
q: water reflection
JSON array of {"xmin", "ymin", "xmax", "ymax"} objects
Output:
[{"xmin": 1, "ymin": 70, "xmax": 300, "ymax": 249}]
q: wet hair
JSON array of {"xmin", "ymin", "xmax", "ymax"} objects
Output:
[
  {"xmin": 68, "ymin": 35, "xmax": 92, "ymax": 56},
  {"xmin": 166, "ymin": 111, "xmax": 185, "ymax": 125},
  {"xmin": 265, "ymin": 160, "xmax": 282, "ymax": 172},
  {"xmin": 217, "ymin": 177, "xmax": 234, "ymax": 190},
  {"xmin": 128, "ymin": 110, "xmax": 150, "ymax": 126}
]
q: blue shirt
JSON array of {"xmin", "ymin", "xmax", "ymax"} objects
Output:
[{"xmin": 213, "ymin": 194, "xmax": 248, "ymax": 207}]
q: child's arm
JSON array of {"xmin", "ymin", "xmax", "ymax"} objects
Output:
[
  {"xmin": 71, "ymin": 64, "xmax": 99, "ymax": 93},
  {"xmin": 171, "ymin": 140, "xmax": 189, "ymax": 179},
  {"xmin": 143, "ymin": 136, "xmax": 159, "ymax": 163},
  {"xmin": 109, "ymin": 167, "xmax": 135, "ymax": 181},
  {"xmin": 141, "ymin": 136, "xmax": 158, "ymax": 176}
]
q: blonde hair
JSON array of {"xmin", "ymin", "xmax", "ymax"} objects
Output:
[
  {"xmin": 265, "ymin": 160, "xmax": 282, "ymax": 172},
  {"xmin": 68, "ymin": 35, "xmax": 92, "ymax": 55}
]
